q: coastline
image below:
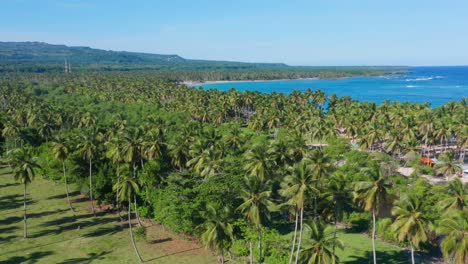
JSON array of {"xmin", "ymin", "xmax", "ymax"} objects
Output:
[{"xmin": 183, "ymin": 77, "xmax": 319, "ymax": 86}]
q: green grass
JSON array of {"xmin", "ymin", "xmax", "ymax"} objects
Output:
[
  {"xmin": 0, "ymin": 167, "xmax": 410, "ymax": 263},
  {"xmin": 0, "ymin": 168, "xmax": 215, "ymax": 264},
  {"xmin": 336, "ymin": 230, "xmax": 408, "ymax": 264}
]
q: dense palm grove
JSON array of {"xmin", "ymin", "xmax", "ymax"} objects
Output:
[{"xmin": 1, "ymin": 72, "xmax": 467, "ymax": 264}]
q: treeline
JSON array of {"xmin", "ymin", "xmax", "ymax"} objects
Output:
[{"xmin": 1, "ymin": 73, "xmax": 466, "ymax": 264}]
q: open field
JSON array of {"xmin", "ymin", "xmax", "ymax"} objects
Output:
[
  {"xmin": 0, "ymin": 168, "xmax": 215, "ymax": 264},
  {"xmin": 0, "ymin": 167, "xmax": 415, "ymax": 264}
]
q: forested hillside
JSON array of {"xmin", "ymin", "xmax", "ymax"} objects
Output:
[
  {"xmin": 1, "ymin": 72, "xmax": 466, "ymax": 263},
  {"xmin": 0, "ymin": 42, "xmax": 404, "ymax": 81}
]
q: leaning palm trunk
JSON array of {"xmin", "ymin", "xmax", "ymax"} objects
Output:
[
  {"xmin": 289, "ymin": 209, "xmax": 299, "ymax": 264},
  {"xmin": 372, "ymin": 208, "xmax": 377, "ymax": 264},
  {"xmin": 132, "ymin": 163, "xmax": 142, "ymax": 227},
  {"xmin": 63, "ymin": 161, "xmax": 74, "ymax": 212},
  {"xmin": 128, "ymin": 200, "xmax": 144, "ymax": 263},
  {"xmin": 134, "ymin": 195, "xmax": 142, "ymax": 227},
  {"xmin": 410, "ymin": 243, "xmax": 415, "ymax": 264},
  {"xmin": 89, "ymin": 159, "xmax": 95, "ymax": 216},
  {"xmin": 23, "ymin": 183, "xmax": 28, "ymax": 239},
  {"xmin": 249, "ymin": 240, "xmax": 253, "ymax": 264},
  {"xmin": 294, "ymin": 206, "xmax": 304, "ymax": 264},
  {"xmin": 333, "ymin": 207, "xmax": 338, "ymax": 255}
]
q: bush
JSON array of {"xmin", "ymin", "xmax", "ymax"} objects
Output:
[
  {"xmin": 376, "ymin": 218, "xmax": 397, "ymax": 243},
  {"xmin": 138, "ymin": 206, "xmax": 151, "ymax": 218},
  {"xmin": 134, "ymin": 226, "xmax": 147, "ymax": 241},
  {"xmin": 345, "ymin": 211, "xmax": 371, "ymax": 232}
]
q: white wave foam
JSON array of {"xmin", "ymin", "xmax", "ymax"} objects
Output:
[{"xmin": 406, "ymin": 85, "xmax": 418, "ymax": 88}]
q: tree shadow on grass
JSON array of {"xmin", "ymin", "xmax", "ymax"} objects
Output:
[
  {"xmin": 346, "ymin": 250, "xmax": 408, "ymax": 264},
  {"xmin": 56, "ymin": 250, "xmax": 112, "ymax": 264},
  {"xmin": 81, "ymin": 225, "xmax": 122, "ymax": 238},
  {"xmin": 148, "ymin": 237, "xmax": 172, "ymax": 244},
  {"xmin": 0, "ymin": 196, "xmax": 35, "ymax": 211},
  {"xmin": 0, "ymin": 235, "xmax": 17, "ymax": 246},
  {"xmin": 0, "ymin": 182, "xmax": 19, "ymax": 188},
  {"xmin": 0, "ymin": 225, "xmax": 19, "ymax": 234},
  {"xmin": 0, "ymin": 250, "xmax": 54, "ymax": 264},
  {"xmin": 47, "ymin": 191, "xmax": 80, "ymax": 200},
  {"xmin": 0, "ymin": 216, "xmax": 22, "ymax": 225},
  {"xmin": 31, "ymin": 213, "xmax": 119, "ymax": 238}
]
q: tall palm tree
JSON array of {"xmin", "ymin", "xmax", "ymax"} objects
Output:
[
  {"xmin": 237, "ymin": 175, "xmax": 274, "ymax": 264},
  {"xmin": 8, "ymin": 148, "xmax": 39, "ymax": 238},
  {"xmin": 198, "ymin": 204, "xmax": 234, "ymax": 264},
  {"xmin": 353, "ymin": 165, "xmax": 392, "ymax": 264},
  {"xmin": 437, "ymin": 210, "xmax": 467, "ymax": 264},
  {"xmin": 326, "ymin": 171, "xmax": 352, "ymax": 255},
  {"xmin": 436, "ymin": 151, "xmax": 462, "ymax": 177},
  {"xmin": 308, "ymin": 150, "xmax": 333, "ymax": 219},
  {"xmin": 244, "ymin": 141, "xmax": 276, "ymax": 181},
  {"xmin": 439, "ymin": 178, "xmax": 467, "ymax": 211},
  {"xmin": 52, "ymin": 138, "xmax": 74, "ymax": 212},
  {"xmin": 77, "ymin": 130, "xmax": 98, "ymax": 216},
  {"xmin": 391, "ymin": 194, "xmax": 428, "ymax": 264},
  {"xmin": 280, "ymin": 159, "xmax": 317, "ymax": 264},
  {"xmin": 113, "ymin": 175, "xmax": 144, "ymax": 263},
  {"xmin": 299, "ymin": 221, "xmax": 344, "ymax": 264}
]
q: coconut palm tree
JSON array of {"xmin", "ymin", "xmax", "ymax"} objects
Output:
[
  {"xmin": 237, "ymin": 175, "xmax": 274, "ymax": 264},
  {"xmin": 353, "ymin": 165, "xmax": 392, "ymax": 264},
  {"xmin": 244, "ymin": 141, "xmax": 276, "ymax": 181},
  {"xmin": 308, "ymin": 149, "xmax": 333, "ymax": 219},
  {"xmin": 113, "ymin": 174, "xmax": 144, "ymax": 263},
  {"xmin": 437, "ymin": 210, "xmax": 467, "ymax": 264},
  {"xmin": 391, "ymin": 194, "xmax": 428, "ymax": 264},
  {"xmin": 198, "ymin": 204, "xmax": 234, "ymax": 264},
  {"xmin": 52, "ymin": 138, "xmax": 74, "ymax": 212},
  {"xmin": 280, "ymin": 159, "xmax": 317, "ymax": 264},
  {"xmin": 325, "ymin": 171, "xmax": 352, "ymax": 255},
  {"xmin": 299, "ymin": 220, "xmax": 344, "ymax": 264},
  {"xmin": 8, "ymin": 148, "xmax": 40, "ymax": 238},
  {"xmin": 436, "ymin": 151, "xmax": 462, "ymax": 177},
  {"xmin": 439, "ymin": 178, "xmax": 467, "ymax": 211},
  {"xmin": 77, "ymin": 130, "xmax": 98, "ymax": 216}
]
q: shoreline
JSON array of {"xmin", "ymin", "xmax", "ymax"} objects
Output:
[{"xmin": 183, "ymin": 77, "xmax": 320, "ymax": 86}]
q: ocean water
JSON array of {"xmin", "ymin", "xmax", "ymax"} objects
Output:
[{"xmin": 196, "ymin": 66, "xmax": 468, "ymax": 107}]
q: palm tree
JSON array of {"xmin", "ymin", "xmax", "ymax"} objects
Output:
[
  {"xmin": 198, "ymin": 204, "xmax": 234, "ymax": 264},
  {"xmin": 353, "ymin": 165, "xmax": 392, "ymax": 264},
  {"xmin": 8, "ymin": 148, "xmax": 39, "ymax": 238},
  {"xmin": 437, "ymin": 210, "xmax": 467, "ymax": 264},
  {"xmin": 436, "ymin": 151, "xmax": 462, "ymax": 177},
  {"xmin": 113, "ymin": 175, "xmax": 144, "ymax": 263},
  {"xmin": 391, "ymin": 194, "xmax": 428, "ymax": 264},
  {"xmin": 52, "ymin": 138, "xmax": 74, "ymax": 212},
  {"xmin": 308, "ymin": 150, "xmax": 333, "ymax": 219},
  {"xmin": 280, "ymin": 159, "xmax": 317, "ymax": 264},
  {"xmin": 237, "ymin": 175, "xmax": 274, "ymax": 264},
  {"xmin": 439, "ymin": 178, "xmax": 467, "ymax": 211},
  {"xmin": 77, "ymin": 131, "xmax": 98, "ymax": 216},
  {"xmin": 299, "ymin": 221, "xmax": 343, "ymax": 264},
  {"xmin": 244, "ymin": 141, "xmax": 276, "ymax": 181},
  {"xmin": 326, "ymin": 171, "xmax": 352, "ymax": 255}
]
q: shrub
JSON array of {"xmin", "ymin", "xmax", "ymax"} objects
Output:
[{"xmin": 345, "ymin": 211, "xmax": 371, "ymax": 232}]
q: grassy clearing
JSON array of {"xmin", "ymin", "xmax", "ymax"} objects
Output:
[
  {"xmin": 0, "ymin": 168, "xmax": 215, "ymax": 264},
  {"xmin": 0, "ymin": 167, "xmax": 409, "ymax": 263}
]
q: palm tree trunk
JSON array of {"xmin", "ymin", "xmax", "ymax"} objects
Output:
[
  {"xmin": 134, "ymin": 195, "xmax": 142, "ymax": 227},
  {"xmin": 249, "ymin": 240, "xmax": 253, "ymax": 264},
  {"xmin": 23, "ymin": 183, "xmax": 27, "ymax": 239},
  {"xmin": 333, "ymin": 207, "xmax": 338, "ymax": 255},
  {"xmin": 89, "ymin": 159, "xmax": 95, "ymax": 216},
  {"xmin": 63, "ymin": 161, "xmax": 73, "ymax": 212},
  {"xmin": 289, "ymin": 208, "xmax": 299, "ymax": 264},
  {"xmin": 294, "ymin": 206, "xmax": 304, "ymax": 264},
  {"xmin": 258, "ymin": 227, "xmax": 263, "ymax": 264},
  {"xmin": 372, "ymin": 208, "xmax": 377, "ymax": 264},
  {"xmin": 314, "ymin": 195, "xmax": 317, "ymax": 219},
  {"xmin": 410, "ymin": 244, "xmax": 415, "ymax": 264},
  {"xmin": 128, "ymin": 201, "xmax": 144, "ymax": 263},
  {"xmin": 221, "ymin": 249, "xmax": 225, "ymax": 264}
]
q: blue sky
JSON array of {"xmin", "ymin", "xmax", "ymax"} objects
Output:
[{"xmin": 1, "ymin": 0, "xmax": 468, "ymax": 66}]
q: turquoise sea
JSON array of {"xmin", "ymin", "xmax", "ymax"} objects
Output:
[{"xmin": 196, "ymin": 66, "xmax": 468, "ymax": 107}]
